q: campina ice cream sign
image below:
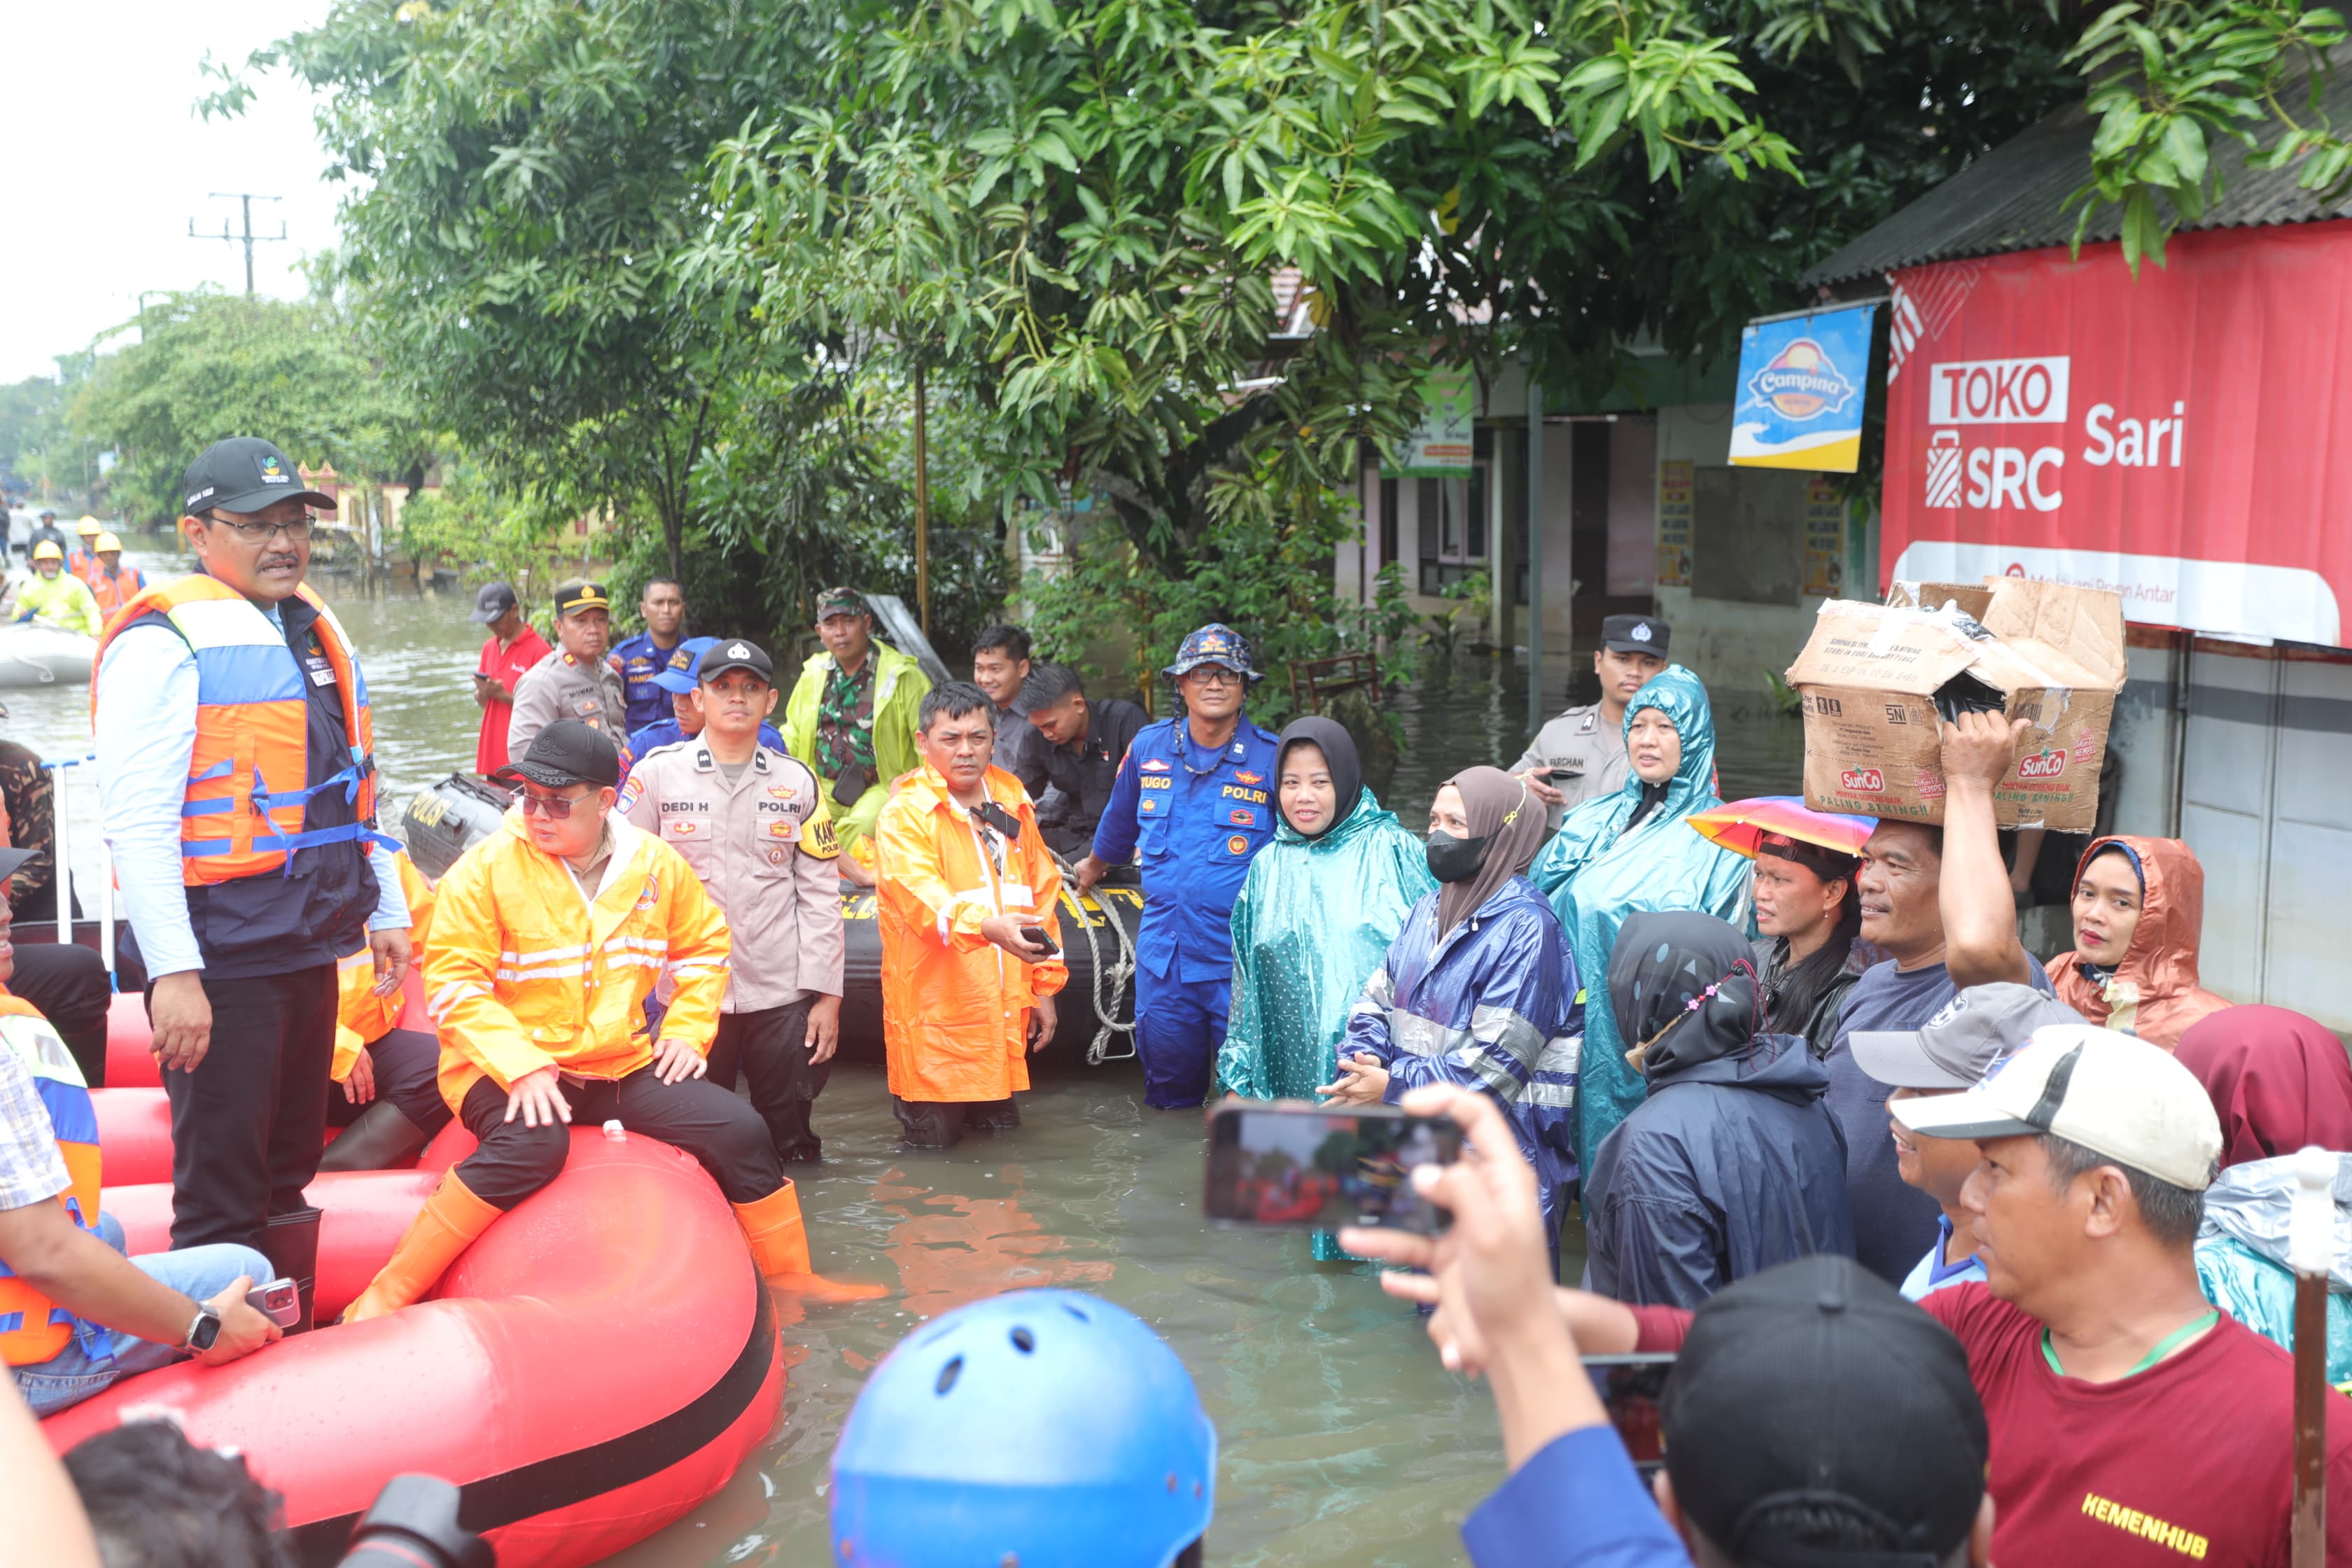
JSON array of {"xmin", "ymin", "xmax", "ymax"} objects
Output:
[
  {"xmin": 1879, "ymin": 228, "xmax": 2348, "ymax": 647},
  {"xmin": 1730, "ymin": 304, "xmax": 1875, "ymax": 472}
]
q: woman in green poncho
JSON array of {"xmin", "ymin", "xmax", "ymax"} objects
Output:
[{"xmin": 1219, "ymin": 716, "xmax": 1434, "ymax": 1260}]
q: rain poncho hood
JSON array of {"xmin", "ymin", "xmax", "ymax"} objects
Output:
[
  {"xmin": 1530, "ymin": 666, "xmax": 1750, "ymax": 1187},
  {"xmin": 1583, "ymin": 913, "xmax": 1853, "ymax": 1307},
  {"xmin": 1273, "ymin": 717, "xmax": 1363, "ymax": 833},
  {"xmin": 2194, "ymin": 1152, "xmax": 2352, "ymax": 1385},
  {"xmin": 2176, "ymin": 1004, "xmax": 2352, "ymax": 1168},
  {"xmin": 1220, "ymin": 777, "xmax": 1434, "ymax": 1260},
  {"xmin": 2044, "ymin": 835, "xmax": 2230, "ymax": 1048}
]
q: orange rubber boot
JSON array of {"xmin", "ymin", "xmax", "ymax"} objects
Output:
[
  {"xmin": 733, "ymin": 1182, "xmax": 885, "ymax": 1304},
  {"xmin": 340, "ymin": 1171, "xmax": 502, "ymax": 1324}
]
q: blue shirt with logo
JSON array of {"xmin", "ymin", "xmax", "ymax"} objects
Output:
[
  {"xmin": 612, "ymin": 629, "xmax": 683, "ymax": 732},
  {"xmin": 1092, "ymin": 714, "xmax": 1282, "ymax": 983}
]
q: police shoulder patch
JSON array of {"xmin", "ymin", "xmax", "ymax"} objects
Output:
[{"xmin": 1226, "ymin": 834, "xmax": 1250, "ymax": 855}]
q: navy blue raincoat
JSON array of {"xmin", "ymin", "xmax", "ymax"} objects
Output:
[
  {"xmin": 1340, "ymin": 878, "xmax": 1583, "ymax": 1228},
  {"xmin": 1583, "ymin": 1030, "xmax": 1855, "ymax": 1307}
]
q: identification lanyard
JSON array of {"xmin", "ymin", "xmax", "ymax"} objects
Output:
[{"xmin": 2041, "ymin": 1310, "xmax": 2219, "ymax": 1379}]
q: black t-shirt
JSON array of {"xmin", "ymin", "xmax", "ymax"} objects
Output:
[
  {"xmin": 1826, "ymin": 953, "xmax": 2054, "ymax": 1283},
  {"xmin": 1021, "ymin": 696, "xmax": 1148, "ymax": 856}
]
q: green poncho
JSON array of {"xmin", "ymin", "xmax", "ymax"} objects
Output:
[{"xmin": 1219, "ymin": 786, "xmax": 1434, "ymax": 1260}]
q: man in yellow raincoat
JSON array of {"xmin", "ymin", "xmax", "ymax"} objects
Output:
[{"xmin": 875, "ymin": 682, "xmax": 1066, "ymax": 1149}]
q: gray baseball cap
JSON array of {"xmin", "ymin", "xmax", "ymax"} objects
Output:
[{"xmin": 1851, "ymin": 983, "xmax": 2085, "ymax": 1091}]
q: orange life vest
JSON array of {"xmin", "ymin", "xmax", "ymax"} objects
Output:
[
  {"xmin": 0, "ymin": 995, "xmax": 102, "ymax": 1366},
  {"xmin": 92, "ymin": 575, "xmax": 379, "ymax": 886},
  {"xmin": 88, "ymin": 563, "xmax": 146, "ymax": 623}
]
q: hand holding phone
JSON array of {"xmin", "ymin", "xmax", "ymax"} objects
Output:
[
  {"xmin": 1018, "ymin": 924, "xmax": 1059, "ymax": 958},
  {"xmin": 246, "ymin": 1277, "xmax": 302, "ymax": 1329}
]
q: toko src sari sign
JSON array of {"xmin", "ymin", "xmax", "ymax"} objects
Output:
[{"xmin": 1881, "ymin": 224, "xmax": 2352, "ymax": 646}]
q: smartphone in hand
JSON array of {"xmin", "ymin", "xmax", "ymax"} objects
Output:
[
  {"xmin": 1203, "ymin": 1102, "xmax": 1462, "ymax": 1234},
  {"xmin": 246, "ymin": 1278, "xmax": 302, "ymax": 1329},
  {"xmin": 1018, "ymin": 924, "xmax": 1060, "ymax": 958}
]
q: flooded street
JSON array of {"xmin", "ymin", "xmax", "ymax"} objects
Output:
[{"xmin": 24, "ymin": 560, "xmax": 1800, "ymax": 1566}]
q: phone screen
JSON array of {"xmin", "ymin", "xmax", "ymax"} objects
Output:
[
  {"xmin": 1203, "ymin": 1104, "xmax": 1463, "ymax": 1233},
  {"xmin": 1585, "ymin": 1354, "xmax": 1675, "ymax": 1474}
]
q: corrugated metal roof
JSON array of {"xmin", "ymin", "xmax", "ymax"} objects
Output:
[{"xmin": 1802, "ymin": 61, "xmax": 2352, "ymax": 287}]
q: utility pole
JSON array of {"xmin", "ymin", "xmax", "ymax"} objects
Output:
[{"xmin": 188, "ymin": 193, "xmax": 286, "ymax": 298}]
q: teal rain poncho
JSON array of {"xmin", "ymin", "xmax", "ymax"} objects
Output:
[
  {"xmin": 1220, "ymin": 724, "xmax": 1434, "ymax": 1261},
  {"xmin": 1529, "ymin": 666, "xmax": 1751, "ymax": 1191}
]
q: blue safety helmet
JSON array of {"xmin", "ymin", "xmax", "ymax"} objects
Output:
[
  {"xmin": 1161, "ymin": 622, "xmax": 1261, "ymax": 684},
  {"xmin": 651, "ymin": 636, "xmax": 722, "ymax": 694},
  {"xmin": 830, "ymin": 1289, "xmax": 1216, "ymax": 1568}
]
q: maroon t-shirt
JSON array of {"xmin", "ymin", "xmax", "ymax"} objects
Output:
[{"xmin": 1634, "ymin": 1282, "xmax": 2352, "ymax": 1566}]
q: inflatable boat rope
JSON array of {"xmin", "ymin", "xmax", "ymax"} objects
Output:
[{"xmin": 1054, "ymin": 853, "xmax": 1137, "ymax": 1067}]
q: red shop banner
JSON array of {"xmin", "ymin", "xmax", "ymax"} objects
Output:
[{"xmin": 1882, "ymin": 223, "xmax": 2352, "ymax": 647}]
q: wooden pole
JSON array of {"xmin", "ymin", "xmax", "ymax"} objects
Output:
[
  {"xmin": 2292, "ymin": 1144, "xmax": 2334, "ymax": 1568},
  {"xmin": 912, "ymin": 354, "xmax": 930, "ymax": 639}
]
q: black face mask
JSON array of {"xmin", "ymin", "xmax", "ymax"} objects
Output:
[{"xmin": 1426, "ymin": 829, "xmax": 1490, "ymax": 884}]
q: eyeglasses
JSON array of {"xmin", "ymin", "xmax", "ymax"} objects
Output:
[
  {"xmin": 1184, "ymin": 668, "xmax": 1243, "ymax": 689},
  {"xmin": 209, "ymin": 514, "xmax": 314, "ymax": 543},
  {"xmin": 511, "ymin": 790, "xmax": 592, "ymax": 818}
]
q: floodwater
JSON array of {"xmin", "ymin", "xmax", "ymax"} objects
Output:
[{"xmin": 24, "ymin": 557, "xmax": 1800, "ymax": 1567}]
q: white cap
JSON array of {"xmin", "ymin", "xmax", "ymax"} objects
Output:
[{"xmin": 1891, "ymin": 1025, "xmax": 2222, "ymax": 1191}]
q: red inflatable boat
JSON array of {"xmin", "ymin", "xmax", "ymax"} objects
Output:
[{"xmin": 47, "ymin": 1129, "xmax": 785, "ymax": 1567}]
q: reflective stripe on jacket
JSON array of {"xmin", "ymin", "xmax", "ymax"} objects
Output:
[
  {"xmin": 618, "ymin": 740, "xmax": 844, "ymax": 1013},
  {"xmin": 334, "ymin": 852, "xmax": 436, "ymax": 1081},
  {"xmin": 0, "ymin": 995, "xmax": 101, "ymax": 1366},
  {"xmin": 421, "ymin": 812, "xmax": 730, "ymax": 1111},
  {"xmin": 875, "ymin": 764, "xmax": 1068, "ymax": 1103},
  {"xmin": 91, "ymin": 575, "xmax": 377, "ymax": 886}
]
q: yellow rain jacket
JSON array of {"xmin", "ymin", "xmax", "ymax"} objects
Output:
[
  {"xmin": 13, "ymin": 569, "xmax": 101, "ymax": 637},
  {"xmin": 874, "ymin": 763, "xmax": 1067, "ymax": 1103},
  {"xmin": 332, "ymin": 851, "xmax": 438, "ymax": 1082},
  {"xmin": 422, "ymin": 811, "xmax": 730, "ymax": 1112}
]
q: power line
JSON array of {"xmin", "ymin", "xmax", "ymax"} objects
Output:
[{"xmin": 188, "ymin": 192, "xmax": 288, "ymax": 298}]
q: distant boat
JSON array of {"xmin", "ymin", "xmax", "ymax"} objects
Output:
[{"xmin": 0, "ymin": 622, "xmax": 95, "ymax": 687}]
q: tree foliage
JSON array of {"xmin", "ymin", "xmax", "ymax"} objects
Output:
[{"xmin": 69, "ymin": 290, "xmax": 416, "ymax": 525}]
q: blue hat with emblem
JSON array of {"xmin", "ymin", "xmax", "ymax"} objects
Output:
[
  {"xmin": 1161, "ymin": 622, "xmax": 1261, "ymax": 685},
  {"xmin": 651, "ymin": 636, "xmax": 722, "ymax": 694}
]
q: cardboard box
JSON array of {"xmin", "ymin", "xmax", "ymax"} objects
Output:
[{"xmin": 1784, "ymin": 578, "xmax": 2128, "ymax": 830}]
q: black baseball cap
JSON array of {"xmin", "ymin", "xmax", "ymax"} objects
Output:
[
  {"xmin": 1601, "ymin": 614, "xmax": 1669, "ymax": 656},
  {"xmin": 698, "ymin": 637, "xmax": 774, "ymax": 685},
  {"xmin": 182, "ymin": 437, "xmax": 337, "ymax": 517},
  {"xmin": 1662, "ymin": 1255, "xmax": 1987, "ymax": 1568},
  {"xmin": 469, "ymin": 581, "xmax": 519, "ymax": 624},
  {"xmin": 552, "ymin": 580, "xmax": 612, "ymax": 617},
  {"xmin": 490, "ymin": 719, "xmax": 621, "ymax": 791},
  {"xmin": 0, "ymin": 846, "xmax": 37, "ymax": 888}
]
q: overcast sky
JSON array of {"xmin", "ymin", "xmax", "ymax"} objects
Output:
[{"xmin": 3, "ymin": 1, "xmax": 342, "ymax": 383}]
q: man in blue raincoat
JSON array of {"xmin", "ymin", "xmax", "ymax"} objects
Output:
[
  {"xmin": 1530, "ymin": 666, "xmax": 1750, "ymax": 1200},
  {"xmin": 1079, "ymin": 624, "xmax": 1280, "ymax": 1109}
]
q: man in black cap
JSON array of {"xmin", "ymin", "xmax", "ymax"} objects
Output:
[
  {"xmin": 1510, "ymin": 612, "xmax": 1672, "ymax": 829},
  {"xmin": 93, "ymin": 436, "xmax": 412, "ymax": 1280},
  {"xmin": 505, "ymin": 578, "xmax": 624, "ymax": 756},
  {"xmin": 25, "ymin": 510, "xmax": 65, "ymax": 562},
  {"xmin": 467, "ymin": 581, "xmax": 550, "ymax": 778},
  {"xmin": 1341, "ymin": 1084, "xmax": 1994, "ymax": 1568}
]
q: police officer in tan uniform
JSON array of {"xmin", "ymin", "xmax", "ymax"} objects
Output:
[
  {"xmin": 620, "ymin": 638, "xmax": 846, "ymax": 1164},
  {"xmin": 1510, "ymin": 613, "xmax": 1672, "ymax": 828},
  {"xmin": 506, "ymin": 579, "xmax": 626, "ymax": 756}
]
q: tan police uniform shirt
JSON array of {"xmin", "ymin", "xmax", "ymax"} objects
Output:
[
  {"xmin": 506, "ymin": 648, "xmax": 627, "ymax": 757},
  {"xmin": 1510, "ymin": 704, "xmax": 1631, "ymax": 830},
  {"xmin": 619, "ymin": 738, "xmax": 844, "ymax": 1014}
]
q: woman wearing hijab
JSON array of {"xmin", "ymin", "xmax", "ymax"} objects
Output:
[
  {"xmin": 2043, "ymin": 836, "xmax": 2228, "ymax": 1048},
  {"xmin": 1320, "ymin": 766, "xmax": 1582, "ymax": 1234},
  {"xmin": 1530, "ymin": 666, "xmax": 1749, "ymax": 1190},
  {"xmin": 2178, "ymin": 1006, "xmax": 2352, "ymax": 1381},
  {"xmin": 1220, "ymin": 720, "xmax": 1433, "ymax": 1259},
  {"xmin": 1749, "ymin": 832, "xmax": 1870, "ymax": 1058},
  {"xmin": 1584, "ymin": 912, "xmax": 1853, "ymax": 1307}
]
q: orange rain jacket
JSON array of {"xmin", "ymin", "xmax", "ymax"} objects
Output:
[
  {"xmin": 332, "ymin": 851, "xmax": 437, "ymax": 1082},
  {"xmin": 421, "ymin": 811, "xmax": 730, "ymax": 1112},
  {"xmin": 874, "ymin": 764, "xmax": 1068, "ymax": 1103},
  {"xmin": 2045, "ymin": 834, "xmax": 2231, "ymax": 1049}
]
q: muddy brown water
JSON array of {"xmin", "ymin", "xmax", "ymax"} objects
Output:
[{"xmin": 19, "ymin": 564, "xmax": 1798, "ymax": 1566}]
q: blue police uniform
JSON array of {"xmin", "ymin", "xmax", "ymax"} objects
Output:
[
  {"xmin": 1091, "ymin": 713, "xmax": 1281, "ymax": 1107},
  {"xmin": 612, "ymin": 629, "xmax": 683, "ymax": 733}
]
